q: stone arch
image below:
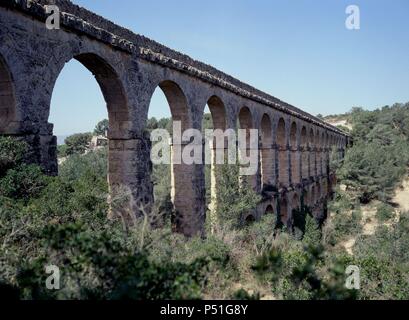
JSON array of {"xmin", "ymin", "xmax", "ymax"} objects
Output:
[
  {"xmin": 319, "ymin": 131, "xmax": 325, "ymax": 174},
  {"xmin": 50, "ymin": 54, "xmax": 129, "ymax": 136},
  {"xmin": 315, "ymin": 130, "xmax": 322, "ymax": 175},
  {"xmin": 292, "ymin": 193, "xmax": 301, "ymax": 212},
  {"xmin": 265, "ymin": 204, "xmax": 274, "ymax": 215},
  {"xmin": 206, "ymin": 95, "xmax": 227, "ymax": 232},
  {"xmin": 245, "ymin": 214, "xmax": 256, "ymax": 225},
  {"xmin": 238, "ymin": 106, "xmax": 253, "ymax": 131},
  {"xmin": 322, "ymin": 179, "xmax": 329, "ymax": 197},
  {"xmin": 315, "ymin": 182, "xmax": 322, "ymax": 203},
  {"xmin": 290, "ymin": 122, "xmax": 297, "ymax": 147},
  {"xmin": 315, "ymin": 130, "xmax": 321, "ymax": 147},
  {"xmin": 304, "ymin": 186, "xmax": 312, "ymax": 208},
  {"xmin": 300, "ymin": 126, "xmax": 308, "ymax": 147},
  {"xmin": 238, "ymin": 106, "xmax": 257, "ymax": 190},
  {"xmin": 260, "ymin": 113, "xmax": 274, "ymax": 188},
  {"xmin": 277, "ymin": 117, "xmax": 287, "ymax": 147},
  {"xmin": 49, "ymin": 53, "xmax": 134, "ymax": 218},
  {"xmin": 0, "ymin": 54, "xmax": 17, "ymax": 132},
  {"xmin": 150, "ymin": 79, "xmax": 203, "ymax": 236},
  {"xmin": 207, "ymin": 95, "xmax": 227, "ymax": 130},
  {"xmin": 320, "ymin": 131, "xmax": 325, "ymax": 148},
  {"xmin": 261, "ymin": 114, "xmax": 273, "ymax": 147},
  {"xmin": 276, "ymin": 118, "xmax": 288, "ymax": 187},
  {"xmin": 300, "ymin": 126, "xmax": 308, "ymax": 179},
  {"xmin": 311, "ymin": 184, "xmax": 316, "ymax": 206},
  {"xmin": 80, "ymin": 53, "xmax": 130, "ymax": 133},
  {"xmin": 309, "ymin": 128, "xmax": 316, "ymax": 177},
  {"xmin": 279, "ymin": 195, "xmax": 289, "ymax": 224},
  {"xmin": 290, "ymin": 121, "xmax": 300, "ymax": 184},
  {"xmin": 50, "ymin": 53, "xmax": 131, "ymax": 139},
  {"xmin": 323, "ymin": 132, "xmax": 329, "ymax": 175},
  {"xmin": 158, "ymin": 80, "xmax": 191, "ymax": 132}
]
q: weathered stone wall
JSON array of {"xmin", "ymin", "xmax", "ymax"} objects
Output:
[{"xmin": 0, "ymin": 0, "xmax": 350, "ymax": 237}]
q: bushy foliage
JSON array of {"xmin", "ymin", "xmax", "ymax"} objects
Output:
[
  {"xmin": 93, "ymin": 119, "xmax": 109, "ymax": 136},
  {"xmin": 253, "ymin": 241, "xmax": 357, "ymax": 300},
  {"xmin": 376, "ymin": 203, "xmax": 395, "ymax": 222},
  {"xmin": 0, "ymin": 137, "xmax": 208, "ymax": 300},
  {"xmin": 57, "ymin": 144, "xmax": 68, "ymax": 158},
  {"xmin": 214, "ymin": 164, "xmax": 262, "ymax": 229},
  {"xmin": 350, "ymin": 212, "xmax": 409, "ymax": 299},
  {"xmin": 0, "ymin": 164, "xmax": 48, "ymax": 200},
  {"xmin": 64, "ymin": 133, "xmax": 92, "ymax": 156},
  {"xmin": 0, "ymin": 136, "xmax": 27, "ymax": 176},
  {"xmin": 12, "ymin": 222, "xmax": 207, "ymax": 300},
  {"xmin": 3, "ymin": 101, "xmax": 409, "ymax": 301},
  {"xmin": 0, "ymin": 137, "xmax": 48, "ymax": 200},
  {"xmin": 324, "ymin": 191, "xmax": 362, "ymax": 246},
  {"xmin": 339, "ymin": 104, "xmax": 409, "ymax": 203}
]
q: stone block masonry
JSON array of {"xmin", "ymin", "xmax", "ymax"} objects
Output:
[{"xmin": 0, "ymin": 0, "xmax": 349, "ymax": 237}]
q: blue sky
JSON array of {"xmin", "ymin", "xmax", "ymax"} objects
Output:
[{"xmin": 50, "ymin": 0, "xmax": 409, "ymax": 136}]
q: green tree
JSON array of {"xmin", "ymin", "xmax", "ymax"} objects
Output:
[
  {"xmin": 94, "ymin": 119, "xmax": 109, "ymax": 136},
  {"xmin": 65, "ymin": 133, "xmax": 92, "ymax": 156},
  {"xmin": 215, "ymin": 164, "xmax": 261, "ymax": 229}
]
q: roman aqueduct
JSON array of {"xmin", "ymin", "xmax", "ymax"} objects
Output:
[{"xmin": 0, "ymin": 0, "xmax": 349, "ymax": 237}]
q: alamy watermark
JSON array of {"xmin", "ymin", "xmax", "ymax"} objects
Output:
[
  {"xmin": 26, "ymin": 1, "xmax": 60, "ymax": 30},
  {"xmin": 45, "ymin": 265, "xmax": 60, "ymax": 290},
  {"xmin": 345, "ymin": 5, "xmax": 360, "ymax": 30},
  {"xmin": 345, "ymin": 265, "xmax": 360, "ymax": 290},
  {"xmin": 38, "ymin": 3, "xmax": 361, "ymax": 32},
  {"xmin": 150, "ymin": 121, "xmax": 259, "ymax": 176}
]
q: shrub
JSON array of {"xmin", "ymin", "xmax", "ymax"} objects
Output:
[
  {"xmin": 59, "ymin": 148, "xmax": 107, "ymax": 182},
  {"xmin": 0, "ymin": 136, "xmax": 27, "ymax": 177},
  {"xmin": 215, "ymin": 164, "xmax": 261, "ymax": 229},
  {"xmin": 376, "ymin": 203, "xmax": 395, "ymax": 222},
  {"xmin": 253, "ymin": 244, "xmax": 357, "ymax": 300},
  {"xmin": 64, "ymin": 133, "xmax": 92, "ymax": 156},
  {"xmin": 0, "ymin": 164, "xmax": 48, "ymax": 200},
  {"xmin": 11, "ymin": 222, "xmax": 208, "ymax": 300},
  {"xmin": 57, "ymin": 144, "xmax": 68, "ymax": 158}
]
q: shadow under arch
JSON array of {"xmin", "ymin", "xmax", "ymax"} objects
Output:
[
  {"xmin": 158, "ymin": 80, "xmax": 191, "ymax": 132},
  {"xmin": 276, "ymin": 117, "xmax": 288, "ymax": 187},
  {"xmin": 207, "ymin": 95, "xmax": 227, "ymax": 130},
  {"xmin": 290, "ymin": 121, "xmax": 300, "ymax": 184},
  {"xmin": 237, "ymin": 106, "xmax": 257, "ymax": 190},
  {"xmin": 265, "ymin": 204, "xmax": 274, "ymax": 215},
  {"xmin": 260, "ymin": 113, "xmax": 274, "ymax": 190},
  {"xmin": 309, "ymin": 128, "xmax": 316, "ymax": 178},
  {"xmin": 279, "ymin": 194, "xmax": 289, "ymax": 226},
  {"xmin": 238, "ymin": 106, "xmax": 254, "ymax": 133},
  {"xmin": 300, "ymin": 126, "xmax": 308, "ymax": 180}
]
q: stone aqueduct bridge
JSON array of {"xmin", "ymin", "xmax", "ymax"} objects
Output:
[{"xmin": 0, "ymin": 0, "xmax": 349, "ymax": 237}]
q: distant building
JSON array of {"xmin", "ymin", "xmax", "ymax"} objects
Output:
[{"xmin": 89, "ymin": 135, "xmax": 108, "ymax": 151}]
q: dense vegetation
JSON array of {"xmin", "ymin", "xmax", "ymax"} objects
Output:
[{"xmin": 1, "ymin": 102, "xmax": 409, "ymax": 300}]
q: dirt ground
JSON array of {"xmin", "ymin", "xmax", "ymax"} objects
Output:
[
  {"xmin": 341, "ymin": 175, "xmax": 409, "ymax": 254},
  {"xmin": 393, "ymin": 175, "xmax": 409, "ymax": 212}
]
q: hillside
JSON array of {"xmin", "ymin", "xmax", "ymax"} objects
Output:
[
  {"xmin": 1, "ymin": 103, "xmax": 409, "ymax": 300},
  {"xmin": 323, "ymin": 113, "xmax": 352, "ymax": 131}
]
